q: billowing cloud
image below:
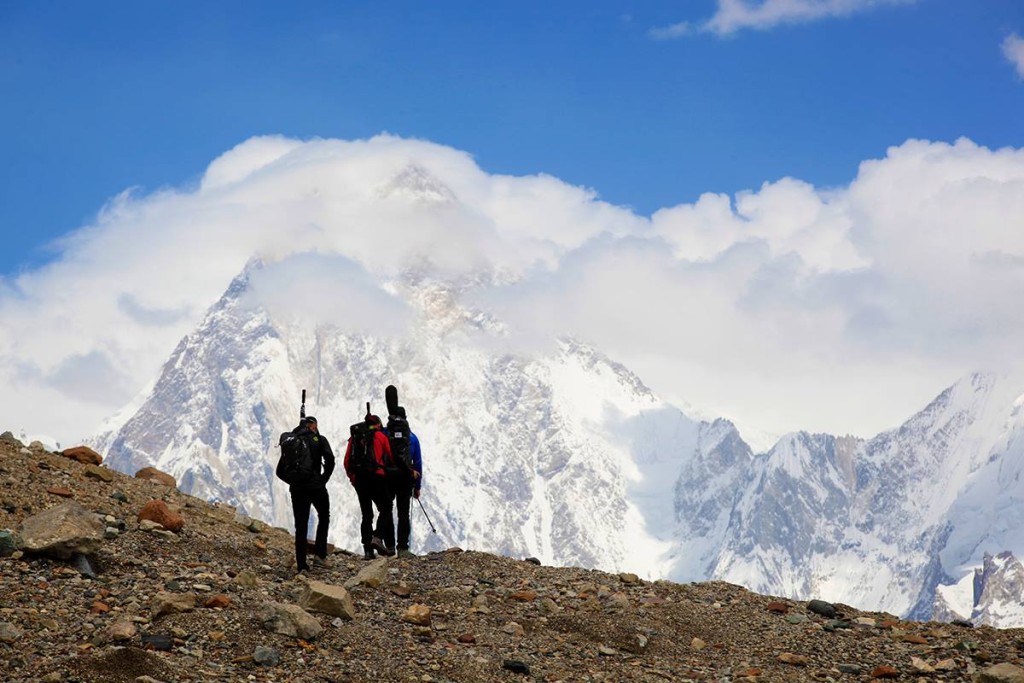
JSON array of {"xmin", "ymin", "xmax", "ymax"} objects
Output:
[
  {"xmin": 1003, "ymin": 33, "xmax": 1024, "ymax": 79},
  {"xmin": 651, "ymin": 0, "xmax": 915, "ymax": 38},
  {"xmin": 2, "ymin": 134, "xmax": 1023, "ymax": 452}
]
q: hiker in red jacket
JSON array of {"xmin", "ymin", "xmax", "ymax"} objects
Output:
[{"xmin": 344, "ymin": 414, "xmax": 395, "ymax": 560}]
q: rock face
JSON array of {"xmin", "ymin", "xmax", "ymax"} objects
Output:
[
  {"xmin": 298, "ymin": 580, "xmax": 357, "ymax": 620},
  {"xmin": 18, "ymin": 500, "xmax": 104, "ymax": 559},
  {"xmin": 137, "ymin": 500, "xmax": 184, "ymax": 532}
]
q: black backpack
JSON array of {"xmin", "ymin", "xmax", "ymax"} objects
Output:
[
  {"xmin": 276, "ymin": 431, "xmax": 316, "ymax": 485},
  {"xmin": 387, "ymin": 415, "xmax": 414, "ymax": 472},
  {"xmin": 349, "ymin": 422, "xmax": 378, "ymax": 474}
]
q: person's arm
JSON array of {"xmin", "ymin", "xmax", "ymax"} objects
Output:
[
  {"xmin": 321, "ymin": 436, "xmax": 335, "ymax": 482},
  {"xmin": 343, "ymin": 439, "xmax": 355, "ymax": 485},
  {"xmin": 411, "ymin": 433, "xmax": 422, "ymax": 491}
]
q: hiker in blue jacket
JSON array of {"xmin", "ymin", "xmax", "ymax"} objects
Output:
[{"xmin": 385, "ymin": 406, "xmax": 423, "ymax": 558}]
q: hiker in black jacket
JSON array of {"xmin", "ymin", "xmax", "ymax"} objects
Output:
[{"xmin": 284, "ymin": 415, "xmax": 335, "ymax": 573}]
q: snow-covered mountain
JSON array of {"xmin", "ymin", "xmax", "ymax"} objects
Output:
[{"xmin": 94, "ymin": 258, "xmax": 1024, "ymax": 627}]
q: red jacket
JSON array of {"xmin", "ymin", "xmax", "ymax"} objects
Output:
[{"xmin": 344, "ymin": 429, "xmax": 393, "ymax": 483}]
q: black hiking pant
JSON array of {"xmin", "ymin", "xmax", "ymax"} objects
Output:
[
  {"xmin": 355, "ymin": 475, "xmax": 393, "ymax": 550},
  {"xmin": 390, "ymin": 475, "xmax": 414, "ymax": 550},
  {"xmin": 290, "ymin": 485, "xmax": 330, "ymax": 571}
]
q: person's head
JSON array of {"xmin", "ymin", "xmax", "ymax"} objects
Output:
[
  {"xmin": 367, "ymin": 414, "xmax": 382, "ymax": 427},
  {"xmin": 304, "ymin": 416, "xmax": 318, "ymax": 433},
  {"xmin": 392, "ymin": 406, "xmax": 407, "ymax": 419}
]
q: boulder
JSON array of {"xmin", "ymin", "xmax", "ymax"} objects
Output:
[
  {"xmin": 299, "ymin": 580, "xmax": 357, "ymax": 620},
  {"xmin": 103, "ymin": 619, "xmax": 138, "ymax": 643},
  {"xmin": 135, "ymin": 467, "xmax": 176, "ymax": 488},
  {"xmin": 257, "ymin": 602, "xmax": 323, "ymax": 640},
  {"xmin": 61, "ymin": 446, "xmax": 102, "ymax": 466},
  {"xmin": 19, "ymin": 500, "xmax": 104, "ymax": 559},
  {"xmin": 138, "ymin": 500, "xmax": 184, "ymax": 532}
]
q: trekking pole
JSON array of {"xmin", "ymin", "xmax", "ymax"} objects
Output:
[
  {"xmin": 300, "ymin": 389, "xmax": 306, "ymax": 419},
  {"xmin": 416, "ymin": 496, "xmax": 437, "ymax": 534}
]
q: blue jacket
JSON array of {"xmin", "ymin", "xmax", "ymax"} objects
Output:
[
  {"xmin": 408, "ymin": 431, "xmax": 422, "ymax": 492},
  {"xmin": 386, "ymin": 427, "xmax": 423, "ymax": 492}
]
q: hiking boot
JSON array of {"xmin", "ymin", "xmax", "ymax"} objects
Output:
[
  {"xmin": 384, "ymin": 545, "xmax": 396, "ymax": 557},
  {"xmin": 311, "ymin": 555, "xmax": 332, "ymax": 569},
  {"xmin": 362, "ymin": 547, "xmax": 376, "ymax": 561},
  {"xmin": 370, "ymin": 537, "xmax": 390, "ymax": 556},
  {"xmin": 397, "ymin": 548, "xmax": 416, "ymax": 559}
]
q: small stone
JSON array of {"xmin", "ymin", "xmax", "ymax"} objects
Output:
[
  {"xmin": 901, "ymin": 633, "xmax": 928, "ymax": 645},
  {"xmin": 869, "ymin": 665, "xmax": 899, "ymax": 679},
  {"xmin": 141, "ymin": 634, "xmax": 174, "ymax": 651},
  {"xmin": 111, "ymin": 491, "xmax": 129, "ymax": 503},
  {"xmin": 785, "ymin": 614, "xmax": 808, "ymax": 625},
  {"xmin": 203, "ymin": 595, "xmax": 231, "ymax": 609},
  {"xmin": 390, "ymin": 584, "xmax": 412, "ymax": 598},
  {"xmin": 977, "ymin": 663, "xmax": 1024, "ymax": 683},
  {"xmin": 853, "ymin": 616, "xmax": 876, "ymax": 628},
  {"xmin": 502, "ymin": 660, "xmax": 530, "ymax": 675},
  {"xmin": 778, "ymin": 653, "xmax": 809, "ymax": 666},
  {"xmin": 105, "ymin": 620, "xmax": 138, "ymax": 642},
  {"xmin": 233, "ymin": 570, "xmax": 259, "ymax": 588},
  {"xmin": 257, "ymin": 602, "xmax": 323, "ymax": 640},
  {"xmin": 618, "ymin": 572, "xmax": 640, "ymax": 585},
  {"xmin": 606, "ymin": 592, "xmax": 630, "ymax": 610},
  {"xmin": 402, "ymin": 604, "xmax": 432, "ymax": 626},
  {"xmin": 691, "ymin": 637, "xmax": 706, "ymax": 649},
  {"xmin": 137, "ymin": 500, "xmax": 184, "ymax": 533},
  {"xmin": 837, "ymin": 664, "xmax": 860, "ymax": 674},
  {"xmin": 502, "ymin": 621, "xmax": 525, "ymax": 637},
  {"xmin": 523, "ymin": 557, "xmax": 541, "ymax": 566},
  {"xmin": 83, "ymin": 465, "xmax": 114, "ymax": 483},
  {"xmin": 509, "ymin": 590, "xmax": 537, "ymax": 602},
  {"xmin": 934, "ymin": 659, "xmax": 957, "ymax": 671},
  {"xmin": 252, "ymin": 645, "xmax": 281, "ymax": 666},
  {"xmin": 0, "ymin": 621, "xmax": 24, "ymax": 644},
  {"xmin": 457, "ymin": 633, "xmax": 476, "ymax": 644},
  {"xmin": 0, "ymin": 530, "xmax": 20, "ymax": 556},
  {"xmin": 911, "ymin": 657, "xmax": 934, "ymax": 673},
  {"xmin": 208, "ymin": 631, "xmax": 225, "ymax": 641},
  {"xmin": 42, "ymin": 673, "xmax": 62, "ymax": 683},
  {"xmin": 299, "ymin": 580, "xmax": 356, "ymax": 620},
  {"xmin": 636, "ymin": 634, "xmax": 649, "ymax": 650},
  {"xmin": 104, "ymin": 527, "xmax": 119, "ymax": 539},
  {"xmin": 46, "ymin": 487, "xmax": 74, "ymax": 498},
  {"xmin": 952, "ymin": 619, "xmax": 975, "ymax": 628},
  {"xmin": 540, "ymin": 597, "xmax": 560, "ymax": 614},
  {"xmin": 152, "ymin": 592, "xmax": 196, "ymax": 618},
  {"xmin": 766, "ymin": 601, "xmax": 789, "ymax": 614},
  {"xmin": 736, "ymin": 668, "xmax": 762, "ymax": 678},
  {"xmin": 598, "ymin": 645, "xmax": 617, "ymax": 656}
]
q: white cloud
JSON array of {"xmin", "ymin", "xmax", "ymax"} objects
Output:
[
  {"xmin": 2, "ymin": 134, "xmax": 1024, "ymax": 453},
  {"xmin": 1003, "ymin": 33, "xmax": 1024, "ymax": 79},
  {"xmin": 651, "ymin": 0, "xmax": 914, "ymax": 38}
]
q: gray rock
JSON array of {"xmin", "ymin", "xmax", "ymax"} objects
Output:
[
  {"xmin": 977, "ymin": 663, "xmax": 1024, "ymax": 683},
  {"xmin": 807, "ymin": 599, "xmax": 837, "ymax": 618},
  {"xmin": 298, "ymin": 580, "xmax": 357, "ymax": 620},
  {"xmin": 838, "ymin": 664, "xmax": 861, "ymax": 674},
  {"xmin": 19, "ymin": 500, "xmax": 104, "ymax": 559},
  {"xmin": 0, "ymin": 529, "xmax": 20, "ymax": 555},
  {"xmin": 252, "ymin": 645, "xmax": 281, "ymax": 666},
  {"xmin": 0, "ymin": 621, "xmax": 23, "ymax": 644},
  {"xmin": 257, "ymin": 602, "xmax": 322, "ymax": 640}
]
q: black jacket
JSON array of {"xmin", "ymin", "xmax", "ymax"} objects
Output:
[{"xmin": 288, "ymin": 424, "xmax": 335, "ymax": 490}]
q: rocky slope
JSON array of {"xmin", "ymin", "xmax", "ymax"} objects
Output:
[{"xmin": 4, "ymin": 435, "xmax": 1024, "ymax": 683}]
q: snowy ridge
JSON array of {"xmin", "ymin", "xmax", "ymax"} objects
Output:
[{"xmin": 93, "ymin": 258, "xmax": 1024, "ymax": 626}]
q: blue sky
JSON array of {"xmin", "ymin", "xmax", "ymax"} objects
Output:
[{"xmin": 1, "ymin": 0, "xmax": 1021, "ymax": 276}]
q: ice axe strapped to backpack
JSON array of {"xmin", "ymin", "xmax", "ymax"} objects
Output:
[
  {"xmin": 276, "ymin": 389, "xmax": 315, "ymax": 485},
  {"xmin": 385, "ymin": 385, "xmax": 415, "ymax": 474},
  {"xmin": 349, "ymin": 402, "xmax": 380, "ymax": 475}
]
